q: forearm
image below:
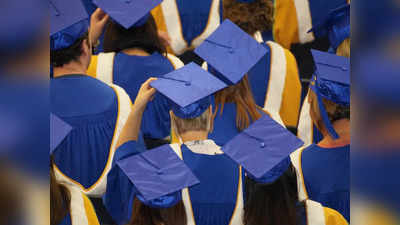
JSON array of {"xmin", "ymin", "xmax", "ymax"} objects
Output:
[{"xmin": 116, "ymin": 106, "xmax": 145, "ymax": 149}]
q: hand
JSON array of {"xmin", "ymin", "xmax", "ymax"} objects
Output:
[
  {"xmin": 133, "ymin": 78, "xmax": 158, "ymax": 111},
  {"xmin": 89, "ymin": 8, "xmax": 109, "ymax": 46},
  {"xmin": 158, "ymin": 30, "xmax": 171, "ymax": 48}
]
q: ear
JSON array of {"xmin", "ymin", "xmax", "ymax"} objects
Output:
[{"xmin": 81, "ymin": 38, "xmax": 91, "ymax": 57}]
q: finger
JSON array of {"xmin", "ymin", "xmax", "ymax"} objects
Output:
[
  {"xmin": 100, "ymin": 14, "xmax": 110, "ymax": 25},
  {"xmin": 142, "ymin": 77, "xmax": 158, "ymax": 88}
]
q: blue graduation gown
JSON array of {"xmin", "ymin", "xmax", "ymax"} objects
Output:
[
  {"xmin": 301, "ymin": 144, "xmax": 350, "ymax": 222},
  {"xmin": 112, "ymin": 52, "xmax": 174, "ymax": 139},
  {"xmin": 51, "ymin": 75, "xmax": 145, "ymax": 196},
  {"xmin": 210, "ymin": 103, "xmax": 267, "ymax": 146},
  {"xmin": 180, "ymin": 143, "xmax": 243, "ymax": 225}
]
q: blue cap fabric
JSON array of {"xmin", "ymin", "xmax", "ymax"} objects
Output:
[
  {"xmin": 309, "ymin": 4, "xmax": 350, "ymax": 51},
  {"xmin": 93, "ymin": 0, "xmax": 162, "ymax": 29},
  {"xmin": 50, "ymin": 114, "xmax": 72, "ymax": 155},
  {"xmin": 222, "ymin": 115, "xmax": 304, "ymax": 183},
  {"xmin": 150, "ymin": 63, "xmax": 227, "ymax": 119},
  {"xmin": 310, "ymin": 50, "xmax": 350, "ymax": 139},
  {"xmin": 50, "ymin": 0, "xmax": 89, "ymax": 51},
  {"xmin": 194, "ymin": 19, "xmax": 268, "ymax": 85},
  {"xmin": 116, "ymin": 144, "xmax": 199, "ymax": 207}
]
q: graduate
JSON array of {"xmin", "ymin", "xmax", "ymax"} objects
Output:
[
  {"xmin": 222, "ymin": 115, "xmax": 348, "ymax": 225},
  {"xmin": 51, "ymin": 114, "xmax": 100, "ymax": 225},
  {"xmin": 291, "ymin": 50, "xmax": 350, "ymax": 222},
  {"xmin": 150, "ymin": 0, "xmax": 223, "ymax": 63},
  {"xmin": 297, "ymin": 4, "xmax": 350, "ymax": 146},
  {"xmin": 106, "ymin": 64, "xmax": 246, "ymax": 225},
  {"xmin": 223, "ymin": 0, "xmax": 302, "ymax": 129},
  {"xmin": 87, "ymin": 0, "xmax": 184, "ymax": 149},
  {"xmin": 50, "ymin": 0, "xmax": 145, "ymax": 204},
  {"xmin": 192, "ymin": 20, "xmax": 271, "ymax": 146}
]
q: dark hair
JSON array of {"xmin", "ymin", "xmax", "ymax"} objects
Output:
[
  {"xmin": 223, "ymin": 0, "xmax": 274, "ymax": 35},
  {"xmin": 50, "ymin": 32, "xmax": 89, "ymax": 68},
  {"xmin": 214, "ymin": 75, "xmax": 263, "ymax": 131},
  {"xmin": 103, "ymin": 15, "xmax": 166, "ymax": 55},
  {"xmin": 50, "ymin": 157, "xmax": 71, "ymax": 225},
  {"xmin": 243, "ymin": 164, "xmax": 299, "ymax": 225},
  {"xmin": 128, "ymin": 198, "xmax": 187, "ymax": 225},
  {"xmin": 0, "ymin": 162, "xmax": 21, "ymax": 225}
]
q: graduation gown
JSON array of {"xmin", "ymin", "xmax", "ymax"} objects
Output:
[
  {"xmin": 87, "ymin": 52, "xmax": 183, "ymax": 141},
  {"xmin": 247, "ymin": 37, "xmax": 302, "ymax": 128},
  {"xmin": 104, "ymin": 140, "xmax": 244, "ymax": 225},
  {"xmin": 272, "ymin": 0, "xmax": 348, "ymax": 49},
  {"xmin": 51, "ymin": 75, "xmax": 136, "ymax": 197},
  {"xmin": 58, "ymin": 184, "xmax": 100, "ymax": 225},
  {"xmin": 151, "ymin": 0, "xmax": 222, "ymax": 55},
  {"xmin": 291, "ymin": 144, "xmax": 350, "ymax": 222},
  {"xmin": 297, "ymin": 91, "xmax": 324, "ymax": 146}
]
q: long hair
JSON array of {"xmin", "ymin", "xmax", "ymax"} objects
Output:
[
  {"xmin": 50, "ymin": 157, "xmax": 71, "ymax": 225},
  {"xmin": 243, "ymin": 164, "xmax": 299, "ymax": 225},
  {"xmin": 308, "ymin": 90, "xmax": 350, "ymax": 136},
  {"xmin": 214, "ymin": 75, "xmax": 263, "ymax": 131},
  {"xmin": 128, "ymin": 198, "xmax": 187, "ymax": 225},
  {"xmin": 103, "ymin": 15, "xmax": 166, "ymax": 55}
]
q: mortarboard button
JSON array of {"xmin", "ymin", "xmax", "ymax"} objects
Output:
[
  {"xmin": 150, "ymin": 63, "xmax": 227, "ymax": 119},
  {"xmin": 195, "ymin": 19, "xmax": 268, "ymax": 85},
  {"xmin": 116, "ymin": 144, "xmax": 200, "ymax": 201},
  {"xmin": 221, "ymin": 115, "xmax": 304, "ymax": 182}
]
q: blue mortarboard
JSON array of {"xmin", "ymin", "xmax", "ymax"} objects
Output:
[
  {"xmin": 116, "ymin": 144, "xmax": 199, "ymax": 207},
  {"xmin": 93, "ymin": 0, "xmax": 163, "ymax": 29},
  {"xmin": 309, "ymin": 4, "xmax": 350, "ymax": 51},
  {"xmin": 50, "ymin": 0, "xmax": 89, "ymax": 51},
  {"xmin": 50, "ymin": 114, "xmax": 72, "ymax": 155},
  {"xmin": 310, "ymin": 50, "xmax": 350, "ymax": 139},
  {"xmin": 150, "ymin": 63, "xmax": 227, "ymax": 119},
  {"xmin": 222, "ymin": 115, "xmax": 304, "ymax": 183},
  {"xmin": 194, "ymin": 19, "xmax": 268, "ymax": 85}
]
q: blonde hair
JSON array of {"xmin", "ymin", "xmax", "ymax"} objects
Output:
[
  {"xmin": 170, "ymin": 107, "xmax": 212, "ymax": 136},
  {"xmin": 336, "ymin": 38, "xmax": 350, "ymax": 58}
]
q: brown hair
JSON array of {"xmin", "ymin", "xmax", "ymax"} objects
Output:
[
  {"xmin": 50, "ymin": 157, "xmax": 71, "ymax": 225},
  {"xmin": 308, "ymin": 90, "xmax": 350, "ymax": 136},
  {"xmin": 214, "ymin": 75, "xmax": 263, "ymax": 131},
  {"xmin": 0, "ymin": 162, "xmax": 21, "ymax": 225},
  {"xmin": 128, "ymin": 198, "xmax": 187, "ymax": 225},
  {"xmin": 336, "ymin": 38, "xmax": 350, "ymax": 58},
  {"xmin": 103, "ymin": 15, "xmax": 166, "ymax": 55},
  {"xmin": 223, "ymin": 0, "xmax": 274, "ymax": 35}
]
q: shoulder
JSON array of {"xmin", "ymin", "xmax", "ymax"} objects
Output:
[{"xmin": 165, "ymin": 53, "xmax": 184, "ymax": 69}]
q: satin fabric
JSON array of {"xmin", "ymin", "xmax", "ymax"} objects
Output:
[
  {"xmin": 113, "ymin": 52, "xmax": 174, "ymax": 139},
  {"xmin": 302, "ymin": 144, "xmax": 350, "ymax": 222}
]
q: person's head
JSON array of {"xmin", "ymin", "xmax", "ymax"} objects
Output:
[
  {"xmin": 223, "ymin": 0, "xmax": 274, "ymax": 36},
  {"xmin": 129, "ymin": 198, "xmax": 186, "ymax": 225},
  {"xmin": 244, "ymin": 164, "xmax": 299, "ymax": 225},
  {"xmin": 50, "ymin": 31, "xmax": 91, "ymax": 71},
  {"xmin": 308, "ymin": 89, "xmax": 350, "ymax": 137},
  {"xmin": 336, "ymin": 38, "xmax": 350, "ymax": 57},
  {"xmin": 170, "ymin": 105, "xmax": 213, "ymax": 138},
  {"xmin": 214, "ymin": 75, "xmax": 263, "ymax": 131},
  {"xmin": 103, "ymin": 15, "xmax": 166, "ymax": 55}
]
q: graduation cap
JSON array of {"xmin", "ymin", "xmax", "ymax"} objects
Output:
[
  {"xmin": 116, "ymin": 144, "xmax": 200, "ymax": 207},
  {"xmin": 150, "ymin": 62, "xmax": 227, "ymax": 119},
  {"xmin": 309, "ymin": 4, "xmax": 350, "ymax": 51},
  {"xmin": 194, "ymin": 19, "xmax": 268, "ymax": 85},
  {"xmin": 93, "ymin": 0, "xmax": 163, "ymax": 29},
  {"xmin": 50, "ymin": 114, "xmax": 72, "ymax": 155},
  {"xmin": 221, "ymin": 115, "xmax": 304, "ymax": 183},
  {"xmin": 50, "ymin": 0, "xmax": 89, "ymax": 50},
  {"xmin": 310, "ymin": 50, "xmax": 350, "ymax": 139}
]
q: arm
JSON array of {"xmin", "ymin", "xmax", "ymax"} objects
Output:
[{"xmin": 116, "ymin": 78, "xmax": 157, "ymax": 149}]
